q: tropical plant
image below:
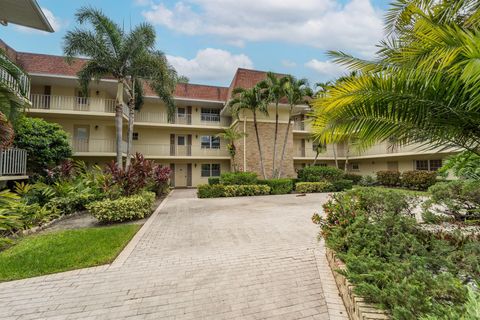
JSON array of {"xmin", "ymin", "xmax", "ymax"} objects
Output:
[
  {"xmin": 259, "ymin": 72, "xmax": 288, "ymax": 178},
  {"xmin": 13, "ymin": 117, "xmax": 72, "ymax": 176},
  {"xmin": 228, "ymin": 85, "xmax": 269, "ymax": 179},
  {"xmin": 439, "ymin": 151, "xmax": 480, "ymax": 180},
  {"xmin": 277, "ymin": 76, "xmax": 312, "ymax": 177},
  {"xmin": 216, "ymin": 128, "xmax": 246, "ymax": 172},
  {"xmin": 63, "ymin": 7, "xmax": 178, "ymax": 169},
  {"xmin": 310, "ymin": 0, "xmax": 480, "ymax": 156}
]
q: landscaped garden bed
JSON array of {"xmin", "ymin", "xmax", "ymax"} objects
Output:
[{"xmin": 312, "ymin": 186, "xmax": 480, "ymax": 320}]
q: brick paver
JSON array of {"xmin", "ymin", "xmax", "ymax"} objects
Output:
[{"xmin": 0, "ymin": 190, "xmax": 347, "ymax": 320}]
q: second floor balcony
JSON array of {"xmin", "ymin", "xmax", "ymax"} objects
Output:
[
  {"xmin": 135, "ymin": 111, "xmax": 231, "ymax": 127},
  {"xmin": 0, "ymin": 54, "xmax": 30, "ymax": 104},
  {"xmin": 30, "ymin": 94, "xmax": 129, "ymax": 117},
  {"xmin": 72, "ymin": 138, "xmax": 127, "ymax": 155}
]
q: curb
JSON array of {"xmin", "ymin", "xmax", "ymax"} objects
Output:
[
  {"xmin": 325, "ymin": 247, "xmax": 390, "ymax": 320},
  {"xmin": 109, "ymin": 190, "xmax": 174, "ymax": 269}
]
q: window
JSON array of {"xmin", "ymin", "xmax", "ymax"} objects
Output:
[
  {"xmin": 132, "ymin": 132, "xmax": 139, "ymax": 141},
  {"xmin": 351, "ymin": 163, "xmax": 360, "ymax": 171},
  {"xmin": 430, "ymin": 159, "xmax": 442, "ymax": 171},
  {"xmin": 314, "ymin": 163, "xmax": 327, "ymax": 167},
  {"xmin": 201, "ymin": 136, "xmax": 220, "ymax": 149},
  {"xmin": 201, "ymin": 108, "xmax": 220, "ymax": 122},
  {"xmin": 201, "ymin": 164, "xmax": 221, "ymax": 177},
  {"xmin": 177, "ymin": 136, "xmax": 186, "ymax": 146},
  {"xmin": 415, "ymin": 160, "xmax": 429, "ymax": 171}
]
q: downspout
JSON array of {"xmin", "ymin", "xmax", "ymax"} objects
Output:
[{"xmin": 243, "ymin": 110, "xmax": 247, "ymax": 172}]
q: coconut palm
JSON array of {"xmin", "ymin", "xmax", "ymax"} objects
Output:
[
  {"xmin": 63, "ymin": 7, "xmax": 178, "ymax": 169},
  {"xmin": 228, "ymin": 85, "xmax": 269, "ymax": 179},
  {"xmin": 277, "ymin": 76, "xmax": 312, "ymax": 178},
  {"xmin": 311, "ymin": 0, "xmax": 480, "ymax": 155},
  {"xmin": 216, "ymin": 128, "xmax": 246, "ymax": 172},
  {"xmin": 259, "ymin": 72, "xmax": 288, "ymax": 178}
]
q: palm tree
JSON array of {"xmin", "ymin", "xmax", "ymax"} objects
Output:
[
  {"xmin": 228, "ymin": 85, "xmax": 269, "ymax": 179},
  {"xmin": 259, "ymin": 72, "xmax": 287, "ymax": 178},
  {"xmin": 277, "ymin": 76, "xmax": 312, "ymax": 178},
  {"xmin": 63, "ymin": 7, "xmax": 178, "ymax": 169},
  {"xmin": 311, "ymin": 0, "xmax": 480, "ymax": 155},
  {"xmin": 216, "ymin": 128, "xmax": 246, "ymax": 172}
]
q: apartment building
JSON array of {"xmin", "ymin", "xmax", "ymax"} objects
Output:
[{"xmin": 1, "ymin": 40, "xmax": 458, "ymax": 186}]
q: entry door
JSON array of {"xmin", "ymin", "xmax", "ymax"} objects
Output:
[
  {"xmin": 74, "ymin": 125, "xmax": 90, "ymax": 152},
  {"xmin": 175, "ymin": 164, "xmax": 188, "ymax": 187}
]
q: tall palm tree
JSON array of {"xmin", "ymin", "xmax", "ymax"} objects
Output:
[
  {"xmin": 228, "ymin": 85, "xmax": 269, "ymax": 179},
  {"xmin": 63, "ymin": 7, "xmax": 178, "ymax": 169},
  {"xmin": 216, "ymin": 128, "xmax": 246, "ymax": 172},
  {"xmin": 311, "ymin": 0, "xmax": 480, "ymax": 155},
  {"xmin": 259, "ymin": 72, "xmax": 287, "ymax": 178},
  {"xmin": 277, "ymin": 76, "xmax": 312, "ymax": 178}
]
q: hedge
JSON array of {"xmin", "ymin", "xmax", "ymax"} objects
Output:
[
  {"xmin": 220, "ymin": 172, "xmax": 258, "ymax": 185},
  {"xmin": 257, "ymin": 178, "xmax": 293, "ymax": 194},
  {"xmin": 197, "ymin": 184, "xmax": 270, "ymax": 198},
  {"xmin": 343, "ymin": 173, "xmax": 362, "ymax": 185},
  {"xmin": 295, "ymin": 182, "xmax": 334, "ymax": 193},
  {"xmin": 401, "ymin": 170, "xmax": 437, "ymax": 190},
  {"xmin": 208, "ymin": 177, "xmax": 220, "ymax": 185},
  {"xmin": 86, "ymin": 191, "xmax": 156, "ymax": 223},
  {"xmin": 331, "ymin": 179, "xmax": 354, "ymax": 191},
  {"xmin": 297, "ymin": 166, "xmax": 344, "ymax": 182},
  {"xmin": 376, "ymin": 170, "xmax": 401, "ymax": 186}
]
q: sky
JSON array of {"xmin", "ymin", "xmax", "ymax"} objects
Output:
[{"xmin": 0, "ymin": 0, "xmax": 390, "ymax": 87}]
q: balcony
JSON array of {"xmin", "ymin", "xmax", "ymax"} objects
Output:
[
  {"xmin": 0, "ymin": 54, "xmax": 30, "ymax": 104},
  {"xmin": 295, "ymin": 145, "xmax": 340, "ymax": 158},
  {"xmin": 0, "ymin": 148, "xmax": 28, "ymax": 179},
  {"xmin": 292, "ymin": 120, "xmax": 311, "ymax": 132},
  {"xmin": 133, "ymin": 144, "xmax": 230, "ymax": 158},
  {"xmin": 347, "ymin": 142, "xmax": 458, "ymax": 158},
  {"xmin": 135, "ymin": 111, "xmax": 231, "ymax": 127},
  {"xmin": 72, "ymin": 138, "xmax": 127, "ymax": 155},
  {"xmin": 29, "ymin": 94, "xmax": 129, "ymax": 117}
]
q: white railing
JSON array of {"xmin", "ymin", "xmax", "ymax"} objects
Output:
[
  {"xmin": 0, "ymin": 54, "xmax": 30, "ymax": 102},
  {"xmin": 295, "ymin": 145, "xmax": 340, "ymax": 158},
  {"xmin": 30, "ymin": 94, "xmax": 129, "ymax": 116},
  {"xmin": 0, "ymin": 148, "xmax": 27, "ymax": 176},
  {"xmin": 72, "ymin": 139, "xmax": 127, "ymax": 154},
  {"xmin": 348, "ymin": 142, "xmax": 444, "ymax": 157},
  {"xmin": 135, "ymin": 111, "xmax": 230, "ymax": 127},
  {"xmin": 292, "ymin": 120, "xmax": 311, "ymax": 131},
  {"xmin": 133, "ymin": 144, "xmax": 229, "ymax": 157}
]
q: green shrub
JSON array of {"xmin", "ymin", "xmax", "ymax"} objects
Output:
[
  {"xmin": 424, "ymin": 180, "xmax": 480, "ymax": 222},
  {"xmin": 401, "ymin": 170, "xmax": 437, "ymax": 190},
  {"xmin": 197, "ymin": 184, "xmax": 226, "ymax": 198},
  {"xmin": 86, "ymin": 191, "xmax": 155, "ymax": 223},
  {"xmin": 298, "ymin": 166, "xmax": 344, "ymax": 182},
  {"xmin": 331, "ymin": 179, "xmax": 353, "ymax": 191},
  {"xmin": 220, "ymin": 172, "xmax": 258, "ymax": 185},
  {"xmin": 295, "ymin": 182, "xmax": 334, "ymax": 193},
  {"xmin": 258, "ymin": 179, "xmax": 293, "ymax": 194},
  {"xmin": 197, "ymin": 184, "xmax": 270, "ymax": 198},
  {"xmin": 438, "ymin": 151, "xmax": 480, "ymax": 180},
  {"xmin": 343, "ymin": 173, "xmax": 362, "ymax": 185},
  {"xmin": 208, "ymin": 177, "xmax": 220, "ymax": 185},
  {"xmin": 313, "ymin": 189, "xmax": 479, "ymax": 319},
  {"xmin": 359, "ymin": 175, "xmax": 376, "ymax": 186},
  {"xmin": 376, "ymin": 170, "xmax": 401, "ymax": 186},
  {"xmin": 13, "ymin": 117, "xmax": 72, "ymax": 177}
]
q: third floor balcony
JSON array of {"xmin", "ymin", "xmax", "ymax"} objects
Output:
[
  {"xmin": 135, "ymin": 111, "xmax": 231, "ymax": 128},
  {"xmin": 0, "ymin": 54, "xmax": 31, "ymax": 104}
]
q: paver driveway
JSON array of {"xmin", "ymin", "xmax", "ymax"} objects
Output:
[{"xmin": 0, "ymin": 190, "xmax": 347, "ymax": 320}]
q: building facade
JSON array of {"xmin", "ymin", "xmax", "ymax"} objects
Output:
[{"xmin": 1, "ymin": 40, "xmax": 458, "ymax": 187}]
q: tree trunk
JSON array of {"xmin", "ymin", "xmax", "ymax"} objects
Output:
[
  {"xmin": 253, "ymin": 111, "xmax": 267, "ymax": 179},
  {"xmin": 344, "ymin": 141, "xmax": 350, "ymax": 171},
  {"xmin": 115, "ymin": 81, "xmax": 124, "ymax": 169},
  {"xmin": 277, "ymin": 107, "xmax": 293, "ymax": 178},
  {"xmin": 271, "ymin": 101, "xmax": 279, "ymax": 178},
  {"xmin": 125, "ymin": 98, "xmax": 135, "ymax": 169},
  {"xmin": 333, "ymin": 143, "xmax": 338, "ymax": 168},
  {"xmin": 313, "ymin": 150, "xmax": 319, "ymax": 166}
]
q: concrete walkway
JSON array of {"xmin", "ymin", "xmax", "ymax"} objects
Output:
[{"xmin": 0, "ymin": 190, "xmax": 347, "ymax": 320}]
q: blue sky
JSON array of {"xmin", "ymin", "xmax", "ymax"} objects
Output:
[{"xmin": 0, "ymin": 0, "xmax": 390, "ymax": 87}]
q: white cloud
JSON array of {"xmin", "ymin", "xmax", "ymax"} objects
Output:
[
  {"xmin": 15, "ymin": 8, "xmax": 63, "ymax": 34},
  {"xmin": 167, "ymin": 48, "xmax": 253, "ymax": 83},
  {"xmin": 305, "ymin": 59, "xmax": 347, "ymax": 78},
  {"xmin": 134, "ymin": 0, "xmax": 152, "ymax": 6},
  {"xmin": 143, "ymin": 0, "xmax": 384, "ymax": 57},
  {"xmin": 281, "ymin": 60, "xmax": 297, "ymax": 68}
]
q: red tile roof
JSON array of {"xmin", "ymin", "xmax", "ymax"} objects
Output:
[
  {"xmin": 17, "ymin": 52, "xmax": 88, "ymax": 76},
  {"xmin": 227, "ymin": 68, "xmax": 289, "ymax": 102}
]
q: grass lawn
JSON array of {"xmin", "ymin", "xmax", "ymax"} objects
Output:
[{"xmin": 0, "ymin": 224, "xmax": 140, "ymax": 282}]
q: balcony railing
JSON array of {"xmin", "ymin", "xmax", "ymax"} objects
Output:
[
  {"xmin": 135, "ymin": 111, "xmax": 231, "ymax": 127},
  {"xmin": 295, "ymin": 145, "xmax": 340, "ymax": 158},
  {"xmin": 133, "ymin": 144, "xmax": 230, "ymax": 157},
  {"xmin": 347, "ymin": 142, "xmax": 453, "ymax": 157},
  {"xmin": 292, "ymin": 120, "xmax": 310, "ymax": 132},
  {"xmin": 0, "ymin": 148, "xmax": 27, "ymax": 177},
  {"xmin": 72, "ymin": 139, "xmax": 127, "ymax": 154},
  {"xmin": 30, "ymin": 94, "xmax": 129, "ymax": 116},
  {"xmin": 0, "ymin": 54, "xmax": 30, "ymax": 102}
]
